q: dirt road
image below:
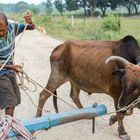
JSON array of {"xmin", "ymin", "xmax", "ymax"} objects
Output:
[{"xmin": 4, "ymin": 30, "xmax": 140, "ymax": 139}]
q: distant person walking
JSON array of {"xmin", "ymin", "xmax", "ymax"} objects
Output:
[{"xmin": 0, "ymin": 12, "xmax": 35, "ymax": 116}]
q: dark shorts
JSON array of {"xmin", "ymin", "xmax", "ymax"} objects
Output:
[{"xmin": 0, "ymin": 73, "xmax": 21, "ymax": 109}]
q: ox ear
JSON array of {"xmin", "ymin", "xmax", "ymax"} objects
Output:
[{"xmin": 112, "ymin": 69, "xmax": 125, "ymax": 78}]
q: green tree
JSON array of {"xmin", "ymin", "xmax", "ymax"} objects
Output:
[
  {"xmin": 54, "ymin": 0, "xmax": 65, "ymax": 16},
  {"xmin": 87, "ymin": 0, "xmax": 97, "ymax": 16},
  {"xmin": 80, "ymin": 0, "xmax": 88, "ymax": 16},
  {"xmin": 0, "ymin": 4, "xmax": 4, "ymax": 12},
  {"xmin": 42, "ymin": 0, "xmax": 53, "ymax": 14},
  {"xmin": 117, "ymin": 0, "xmax": 133, "ymax": 15},
  {"xmin": 97, "ymin": 0, "xmax": 110, "ymax": 16},
  {"xmin": 29, "ymin": 6, "xmax": 40, "ymax": 15},
  {"xmin": 132, "ymin": 0, "xmax": 140, "ymax": 14},
  {"xmin": 109, "ymin": 0, "xmax": 118, "ymax": 10},
  {"xmin": 15, "ymin": 1, "xmax": 28, "ymax": 12},
  {"xmin": 65, "ymin": 0, "xmax": 80, "ymax": 11}
]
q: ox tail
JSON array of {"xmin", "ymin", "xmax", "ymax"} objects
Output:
[{"xmin": 53, "ymin": 91, "xmax": 59, "ymax": 113}]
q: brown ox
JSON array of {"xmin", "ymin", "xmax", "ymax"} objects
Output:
[{"xmin": 36, "ymin": 35, "xmax": 140, "ymax": 140}]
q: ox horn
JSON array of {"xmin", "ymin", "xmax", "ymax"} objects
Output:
[{"xmin": 105, "ymin": 56, "xmax": 130, "ymax": 66}]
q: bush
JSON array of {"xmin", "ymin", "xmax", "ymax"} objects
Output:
[
  {"xmin": 38, "ymin": 14, "xmax": 52, "ymax": 23},
  {"xmin": 101, "ymin": 14, "xmax": 121, "ymax": 32}
]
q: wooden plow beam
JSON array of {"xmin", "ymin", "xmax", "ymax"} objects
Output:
[{"xmin": 9, "ymin": 104, "xmax": 107, "ymax": 139}]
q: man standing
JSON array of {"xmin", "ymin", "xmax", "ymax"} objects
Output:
[{"xmin": 0, "ymin": 12, "xmax": 35, "ymax": 116}]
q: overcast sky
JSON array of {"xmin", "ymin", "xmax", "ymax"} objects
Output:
[{"xmin": 0, "ymin": 0, "xmax": 45, "ymax": 5}]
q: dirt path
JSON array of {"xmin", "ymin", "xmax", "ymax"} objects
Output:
[{"xmin": 2, "ymin": 30, "xmax": 140, "ymax": 140}]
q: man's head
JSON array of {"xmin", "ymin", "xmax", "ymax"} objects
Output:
[{"xmin": 0, "ymin": 13, "xmax": 8, "ymax": 39}]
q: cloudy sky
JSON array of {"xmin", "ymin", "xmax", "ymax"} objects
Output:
[{"xmin": 0, "ymin": 0, "xmax": 45, "ymax": 5}]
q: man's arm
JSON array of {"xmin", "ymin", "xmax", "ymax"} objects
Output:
[
  {"xmin": 26, "ymin": 23, "xmax": 35, "ymax": 30},
  {"xmin": 24, "ymin": 11, "xmax": 35, "ymax": 30},
  {"xmin": 0, "ymin": 64, "xmax": 23, "ymax": 72}
]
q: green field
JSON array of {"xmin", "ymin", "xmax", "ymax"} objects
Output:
[{"xmin": 8, "ymin": 13, "xmax": 140, "ymax": 43}]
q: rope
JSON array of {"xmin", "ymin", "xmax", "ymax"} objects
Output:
[
  {"xmin": 17, "ymin": 69, "xmax": 140, "ymax": 116},
  {"xmin": 18, "ymin": 70, "xmax": 77, "ymax": 110},
  {"xmin": 1, "ymin": 21, "xmax": 138, "ymax": 118},
  {"xmin": 0, "ymin": 20, "xmax": 139, "ymax": 117},
  {"xmin": 0, "ymin": 115, "xmax": 31, "ymax": 140},
  {"xmin": 95, "ymin": 95, "xmax": 140, "ymax": 118},
  {"xmin": 0, "ymin": 22, "xmax": 76, "ymax": 113},
  {"xmin": 23, "ymin": 89, "xmax": 51, "ymax": 113},
  {"xmin": 17, "ymin": 70, "xmax": 37, "ymax": 92}
]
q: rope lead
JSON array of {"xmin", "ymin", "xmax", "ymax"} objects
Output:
[{"xmin": 0, "ymin": 115, "xmax": 31, "ymax": 140}]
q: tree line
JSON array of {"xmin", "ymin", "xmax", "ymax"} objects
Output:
[
  {"xmin": 0, "ymin": 0, "xmax": 140, "ymax": 16},
  {"xmin": 54, "ymin": 0, "xmax": 140, "ymax": 16}
]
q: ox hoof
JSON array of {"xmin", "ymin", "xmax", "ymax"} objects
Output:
[
  {"xmin": 35, "ymin": 114, "xmax": 41, "ymax": 118},
  {"xmin": 109, "ymin": 115, "xmax": 117, "ymax": 126},
  {"xmin": 119, "ymin": 134, "xmax": 131, "ymax": 140}
]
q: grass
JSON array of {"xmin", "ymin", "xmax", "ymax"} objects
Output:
[
  {"xmin": 7, "ymin": 13, "xmax": 140, "ymax": 43},
  {"xmin": 121, "ymin": 18, "xmax": 140, "ymax": 40}
]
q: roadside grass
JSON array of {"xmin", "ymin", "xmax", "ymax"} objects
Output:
[
  {"xmin": 121, "ymin": 18, "xmax": 140, "ymax": 42},
  {"xmin": 8, "ymin": 13, "xmax": 140, "ymax": 43},
  {"xmin": 34, "ymin": 15, "xmax": 140, "ymax": 43}
]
